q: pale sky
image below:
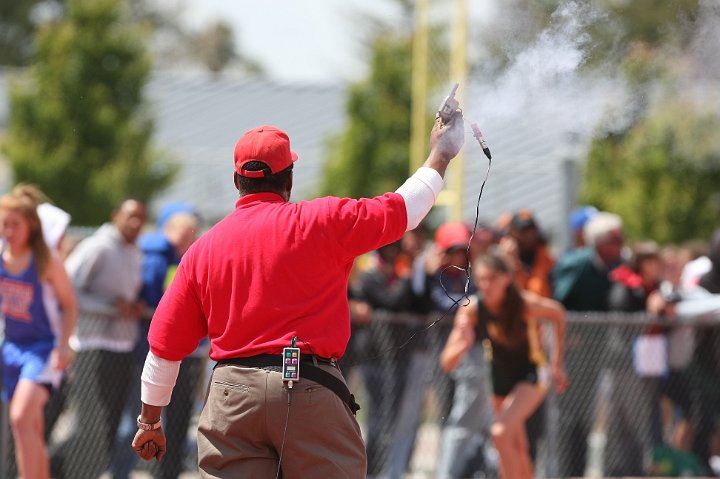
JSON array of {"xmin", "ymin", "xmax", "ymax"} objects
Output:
[{"xmin": 179, "ymin": 0, "xmax": 496, "ymax": 83}]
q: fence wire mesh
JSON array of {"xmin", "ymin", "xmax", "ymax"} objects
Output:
[{"xmin": 2, "ymin": 312, "xmax": 719, "ymax": 478}]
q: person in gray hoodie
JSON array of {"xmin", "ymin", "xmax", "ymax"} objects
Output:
[{"xmin": 50, "ymin": 198, "xmax": 147, "ymax": 479}]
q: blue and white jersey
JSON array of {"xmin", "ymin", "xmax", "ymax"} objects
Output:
[{"xmin": 0, "ymin": 253, "xmax": 60, "ymax": 344}]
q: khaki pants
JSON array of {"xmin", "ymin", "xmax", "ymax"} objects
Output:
[{"xmin": 198, "ymin": 362, "xmax": 367, "ymax": 478}]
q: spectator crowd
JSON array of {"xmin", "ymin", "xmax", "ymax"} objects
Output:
[{"xmin": 2, "ymin": 184, "xmax": 720, "ymax": 478}]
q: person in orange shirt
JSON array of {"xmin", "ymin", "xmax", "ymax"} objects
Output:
[{"xmin": 499, "ymin": 209, "xmax": 555, "ymax": 298}]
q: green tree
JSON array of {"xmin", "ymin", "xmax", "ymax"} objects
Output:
[
  {"xmin": 582, "ymin": 100, "xmax": 720, "ymax": 244},
  {"xmin": 193, "ymin": 21, "xmax": 237, "ymax": 73},
  {"xmin": 192, "ymin": 21, "xmax": 263, "ymax": 75},
  {"xmin": 580, "ymin": 8, "xmax": 720, "ymax": 246},
  {"xmin": 3, "ymin": 0, "xmax": 174, "ymax": 225},
  {"xmin": 477, "ymin": 0, "xmax": 699, "ymax": 71},
  {"xmin": 321, "ymin": 32, "xmax": 414, "ymax": 198},
  {"xmin": 595, "ymin": 0, "xmax": 699, "ymax": 48},
  {"xmin": 320, "ymin": 19, "xmax": 448, "ymax": 199},
  {"xmin": 0, "ymin": 0, "xmax": 63, "ymax": 65}
]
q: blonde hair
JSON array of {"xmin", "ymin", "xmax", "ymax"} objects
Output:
[
  {"xmin": 11, "ymin": 183, "xmax": 51, "ymax": 205},
  {"xmin": 0, "ymin": 188, "xmax": 51, "ymax": 279},
  {"xmin": 163, "ymin": 212, "xmax": 198, "ymax": 236}
]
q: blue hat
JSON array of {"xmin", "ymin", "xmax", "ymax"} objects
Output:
[
  {"xmin": 157, "ymin": 202, "xmax": 197, "ymax": 228},
  {"xmin": 569, "ymin": 206, "xmax": 598, "ymax": 232}
]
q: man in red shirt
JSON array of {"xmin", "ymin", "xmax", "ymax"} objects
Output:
[{"xmin": 132, "ymin": 111, "xmax": 465, "ymax": 477}]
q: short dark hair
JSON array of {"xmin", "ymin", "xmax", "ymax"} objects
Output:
[
  {"xmin": 235, "ymin": 161, "xmax": 293, "ymax": 196},
  {"xmin": 113, "ymin": 197, "xmax": 147, "ymax": 215}
]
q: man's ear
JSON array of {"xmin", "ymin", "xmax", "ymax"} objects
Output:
[{"xmin": 234, "ymin": 173, "xmax": 240, "ymax": 190}]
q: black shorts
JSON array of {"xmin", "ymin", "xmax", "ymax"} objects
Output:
[{"xmin": 491, "ymin": 364, "xmax": 538, "ymax": 397}]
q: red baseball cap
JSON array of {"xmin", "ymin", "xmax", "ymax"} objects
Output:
[
  {"xmin": 234, "ymin": 126, "xmax": 298, "ymax": 178},
  {"xmin": 435, "ymin": 222, "xmax": 471, "ymax": 253}
]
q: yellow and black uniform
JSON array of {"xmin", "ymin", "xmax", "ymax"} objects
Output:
[{"xmin": 474, "ymin": 295, "xmax": 546, "ymax": 397}]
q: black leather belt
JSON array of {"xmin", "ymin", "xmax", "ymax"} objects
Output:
[
  {"xmin": 217, "ymin": 353, "xmax": 336, "ymax": 368},
  {"xmin": 216, "ymin": 354, "xmax": 360, "ymax": 415}
]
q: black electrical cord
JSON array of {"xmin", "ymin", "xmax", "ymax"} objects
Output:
[
  {"xmin": 275, "ymin": 336, "xmax": 298, "ymax": 479},
  {"xmin": 393, "ymin": 125, "xmax": 492, "ymax": 353},
  {"xmin": 348, "ymin": 122, "xmax": 493, "ymax": 365},
  {"xmin": 275, "ymin": 382, "xmax": 292, "ymax": 479}
]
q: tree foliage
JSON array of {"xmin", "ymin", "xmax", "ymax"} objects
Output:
[
  {"xmin": 582, "ymin": 100, "xmax": 720, "ymax": 244},
  {"xmin": 191, "ymin": 20, "xmax": 263, "ymax": 75},
  {"xmin": 2, "ymin": 0, "xmax": 174, "ymax": 225},
  {"xmin": 578, "ymin": 1, "xmax": 718, "ymax": 245},
  {"xmin": 481, "ymin": 0, "xmax": 713, "ymax": 245},
  {"xmin": 478, "ymin": 0, "xmax": 700, "ymax": 72},
  {"xmin": 0, "ymin": 0, "xmax": 63, "ymax": 65},
  {"xmin": 193, "ymin": 21, "xmax": 237, "ymax": 73},
  {"xmin": 320, "ymin": 17, "xmax": 449, "ymax": 200},
  {"xmin": 320, "ymin": 32, "xmax": 415, "ymax": 199},
  {"xmin": 0, "ymin": 0, "xmax": 261, "ymax": 75}
]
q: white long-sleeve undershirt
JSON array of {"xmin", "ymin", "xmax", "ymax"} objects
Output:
[
  {"xmin": 141, "ymin": 351, "xmax": 181, "ymax": 406},
  {"xmin": 395, "ymin": 167, "xmax": 444, "ymax": 231}
]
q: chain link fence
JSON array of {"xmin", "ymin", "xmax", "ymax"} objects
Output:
[
  {"xmin": 345, "ymin": 310, "xmax": 720, "ymax": 478},
  {"xmin": 2, "ymin": 311, "xmax": 719, "ymax": 478}
]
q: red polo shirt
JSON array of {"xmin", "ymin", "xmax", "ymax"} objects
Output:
[{"xmin": 148, "ymin": 192, "xmax": 407, "ymax": 361}]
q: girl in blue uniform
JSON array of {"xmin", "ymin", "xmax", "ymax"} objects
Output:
[
  {"xmin": 0, "ymin": 189, "xmax": 77, "ymax": 479},
  {"xmin": 443, "ymin": 251, "xmax": 568, "ymax": 479}
]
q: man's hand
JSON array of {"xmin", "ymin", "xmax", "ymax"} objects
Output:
[
  {"xmin": 132, "ymin": 428, "xmax": 167, "ymax": 461},
  {"xmin": 425, "ymin": 110, "xmax": 465, "ymax": 178},
  {"xmin": 430, "ymin": 110, "xmax": 465, "ymax": 161}
]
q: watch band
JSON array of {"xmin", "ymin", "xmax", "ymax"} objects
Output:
[{"xmin": 136, "ymin": 415, "xmax": 161, "ymax": 431}]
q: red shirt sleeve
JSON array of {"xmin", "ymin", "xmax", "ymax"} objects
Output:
[
  {"xmin": 147, "ymin": 256, "xmax": 208, "ymax": 361},
  {"xmin": 326, "ymin": 192, "xmax": 407, "ymax": 259}
]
